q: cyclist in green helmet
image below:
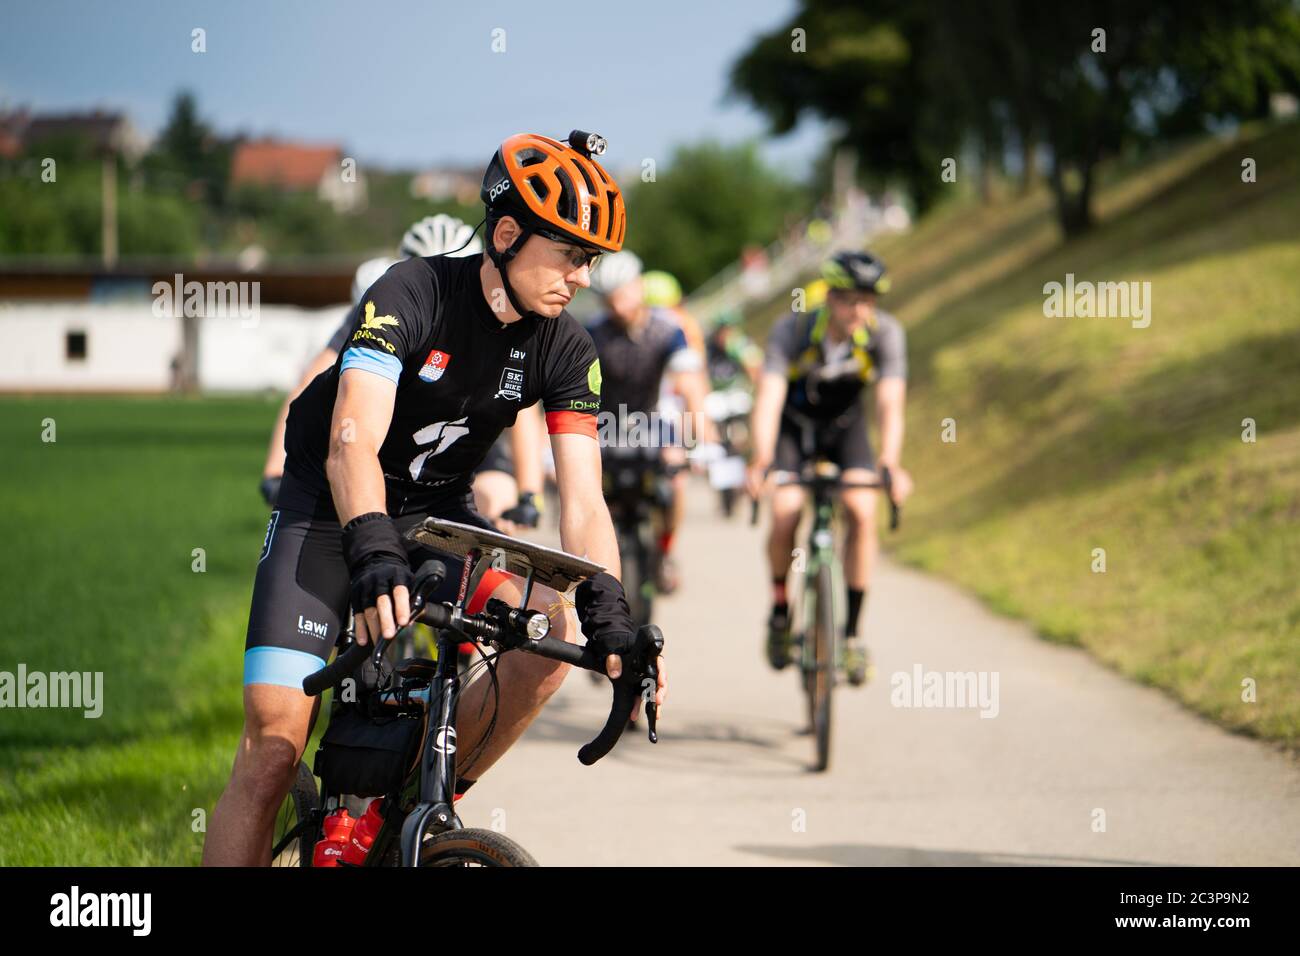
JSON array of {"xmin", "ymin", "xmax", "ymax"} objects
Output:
[{"xmin": 746, "ymin": 250, "xmax": 913, "ymax": 685}]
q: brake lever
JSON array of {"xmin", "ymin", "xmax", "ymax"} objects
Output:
[{"xmin": 639, "ymin": 626, "xmax": 665, "ymax": 744}]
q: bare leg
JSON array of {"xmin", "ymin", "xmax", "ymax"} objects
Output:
[
  {"xmin": 472, "ymin": 470, "xmax": 517, "ymax": 524},
  {"xmin": 451, "ymin": 578, "xmax": 577, "ymax": 782},
  {"xmin": 840, "ymin": 470, "xmax": 879, "ymax": 591},
  {"xmin": 767, "ymin": 484, "xmax": 806, "ymax": 587},
  {"xmin": 203, "ymin": 685, "xmax": 320, "ymax": 866}
]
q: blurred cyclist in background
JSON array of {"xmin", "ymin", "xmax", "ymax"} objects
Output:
[
  {"xmin": 705, "ymin": 308, "xmax": 763, "ymax": 390},
  {"xmin": 640, "ymin": 269, "xmax": 712, "ymax": 578},
  {"xmin": 746, "ymin": 250, "xmax": 913, "ymax": 684},
  {"xmin": 588, "ymin": 252, "xmax": 718, "ymax": 594},
  {"xmin": 643, "ymin": 270, "xmax": 705, "ymax": 357},
  {"xmin": 258, "ymin": 214, "xmax": 543, "ymax": 532}
]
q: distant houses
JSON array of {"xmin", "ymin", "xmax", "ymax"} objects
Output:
[
  {"xmin": 230, "ymin": 138, "xmax": 367, "ymax": 213},
  {"xmin": 409, "ymin": 167, "xmax": 480, "ymax": 205},
  {"xmin": 0, "ymin": 109, "xmax": 149, "ymax": 161}
]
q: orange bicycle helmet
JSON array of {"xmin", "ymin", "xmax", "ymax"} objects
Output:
[
  {"xmin": 482, "ymin": 130, "xmax": 626, "ymax": 253},
  {"xmin": 480, "ymin": 130, "xmax": 627, "ymax": 319}
]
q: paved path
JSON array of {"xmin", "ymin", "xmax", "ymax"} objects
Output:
[{"xmin": 469, "ymin": 480, "xmax": 1300, "ymax": 866}]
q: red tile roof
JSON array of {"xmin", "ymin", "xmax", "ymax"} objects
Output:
[{"xmin": 230, "ymin": 140, "xmax": 341, "ymax": 189}]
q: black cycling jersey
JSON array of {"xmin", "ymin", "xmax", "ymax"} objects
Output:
[
  {"xmin": 587, "ymin": 307, "xmax": 696, "ymax": 417},
  {"xmin": 284, "ymin": 255, "xmax": 601, "ymax": 515}
]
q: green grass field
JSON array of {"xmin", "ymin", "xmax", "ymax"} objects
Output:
[
  {"xmin": 0, "ymin": 395, "xmax": 304, "ymax": 864},
  {"xmin": 757, "ymin": 120, "xmax": 1300, "ymax": 745}
]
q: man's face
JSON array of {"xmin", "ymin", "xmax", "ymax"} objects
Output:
[
  {"xmin": 606, "ymin": 277, "xmax": 645, "ymax": 326},
  {"xmin": 826, "ymin": 287, "xmax": 875, "ymax": 334},
  {"xmin": 493, "ymin": 217, "xmax": 599, "ymax": 318}
]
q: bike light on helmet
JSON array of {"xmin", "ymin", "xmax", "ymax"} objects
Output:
[{"xmin": 568, "ymin": 129, "xmax": 607, "ymax": 157}]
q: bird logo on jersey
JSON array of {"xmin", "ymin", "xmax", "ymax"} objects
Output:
[
  {"xmin": 351, "ymin": 301, "xmax": 401, "ymax": 353},
  {"xmin": 360, "ymin": 302, "xmax": 399, "ymax": 331}
]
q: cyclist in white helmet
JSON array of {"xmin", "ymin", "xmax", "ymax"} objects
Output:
[
  {"xmin": 587, "ymin": 251, "xmax": 719, "ymax": 596},
  {"xmin": 259, "ymin": 215, "xmax": 544, "ymax": 531}
]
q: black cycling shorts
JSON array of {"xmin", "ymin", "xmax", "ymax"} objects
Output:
[
  {"xmin": 772, "ymin": 406, "xmax": 875, "ymax": 476},
  {"xmin": 243, "ymin": 469, "xmax": 496, "ymax": 689}
]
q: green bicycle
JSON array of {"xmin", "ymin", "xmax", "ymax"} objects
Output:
[{"xmin": 755, "ymin": 460, "xmax": 899, "ymax": 772}]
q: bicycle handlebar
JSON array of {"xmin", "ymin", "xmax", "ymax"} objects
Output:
[
  {"xmin": 302, "ymin": 559, "xmax": 662, "ymax": 764},
  {"xmin": 748, "ymin": 464, "xmax": 902, "ymax": 530}
]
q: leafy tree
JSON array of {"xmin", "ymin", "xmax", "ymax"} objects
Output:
[
  {"xmin": 623, "ymin": 140, "xmax": 811, "ymax": 292},
  {"xmin": 731, "ymin": 0, "xmax": 1300, "ymax": 236},
  {"xmin": 145, "ymin": 91, "xmax": 232, "ymax": 208}
]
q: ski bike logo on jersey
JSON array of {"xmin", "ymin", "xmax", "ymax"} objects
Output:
[{"xmin": 496, "ymin": 364, "xmax": 525, "ymax": 401}]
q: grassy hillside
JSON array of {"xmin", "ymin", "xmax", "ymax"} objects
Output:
[{"xmin": 761, "ymin": 121, "xmax": 1300, "ymax": 743}]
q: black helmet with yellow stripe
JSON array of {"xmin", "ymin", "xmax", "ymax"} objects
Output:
[{"xmin": 821, "ymin": 250, "xmax": 890, "ymax": 295}]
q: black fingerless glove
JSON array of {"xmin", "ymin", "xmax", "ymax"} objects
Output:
[
  {"xmin": 341, "ymin": 512, "xmax": 413, "ymax": 613},
  {"xmin": 260, "ymin": 475, "xmax": 281, "ymax": 507},
  {"xmin": 574, "ymin": 571, "xmax": 637, "ymax": 658},
  {"xmin": 500, "ymin": 492, "xmax": 541, "ymax": 528}
]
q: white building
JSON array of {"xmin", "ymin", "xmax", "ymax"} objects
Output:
[{"xmin": 0, "ymin": 300, "xmax": 348, "ymax": 392}]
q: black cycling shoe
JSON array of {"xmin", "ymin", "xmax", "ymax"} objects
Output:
[
  {"xmin": 766, "ymin": 608, "xmax": 792, "ymax": 670},
  {"xmin": 842, "ymin": 637, "xmax": 872, "ymax": 687}
]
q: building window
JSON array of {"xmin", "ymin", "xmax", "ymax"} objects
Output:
[{"xmin": 66, "ymin": 330, "xmax": 88, "ymax": 362}]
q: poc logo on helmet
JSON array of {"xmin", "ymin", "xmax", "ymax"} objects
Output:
[
  {"xmin": 489, "ymin": 178, "xmax": 511, "ymax": 201},
  {"xmin": 581, "ymin": 204, "xmax": 591, "ymax": 230}
]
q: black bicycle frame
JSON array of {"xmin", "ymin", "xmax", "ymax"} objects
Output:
[{"xmin": 368, "ymin": 546, "xmax": 539, "ymax": 867}]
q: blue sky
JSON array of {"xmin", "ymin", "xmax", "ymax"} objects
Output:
[{"xmin": 0, "ymin": 0, "xmax": 830, "ymax": 176}]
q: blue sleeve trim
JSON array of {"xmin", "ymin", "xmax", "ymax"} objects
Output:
[
  {"xmin": 243, "ymin": 646, "xmax": 329, "ymax": 689},
  {"xmin": 340, "ymin": 347, "xmax": 402, "ymax": 384}
]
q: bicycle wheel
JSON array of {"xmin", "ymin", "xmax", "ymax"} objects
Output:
[
  {"xmin": 418, "ymin": 827, "xmax": 539, "ymax": 867},
  {"xmin": 811, "ymin": 563, "xmax": 836, "ymax": 772},
  {"xmin": 720, "ymin": 486, "xmax": 737, "ymax": 518},
  {"xmin": 271, "ymin": 761, "xmax": 319, "ymax": 867}
]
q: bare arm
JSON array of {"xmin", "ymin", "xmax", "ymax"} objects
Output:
[
  {"xmin": 874, "ymin": 377, "xmax": 906, "ymax": 468},
  {"xmin": 323, "ymin": 368, "xmax": 408, "ymax": 642},
  {"xmin": 873, "ymin": 376, "xmax": 913, "ymax": 502},
  {"xmin": 325, "ymin": 369, "xmax": 397, "ymax": 525},
  {"xmin": 510, "ymin": 402, "xmax": 545, "ymax": 497},
  {"xmin": 550, "ymin": 432, "xmax": 620, "ymax": 578},
  {"xmin": 553, "ymin": 431, "xmax": 664, "ymax": 690},
  {"xmin": 745, "ymin": 369, "xmax": 787, "ymax": 498},
  {"xmin": 668, "ymin": 367, "xmax": 720, "ymax": 446},
  {"xmin": 750, "ymin": 370, "xmax": 788, "ymax": 468},
  {"xmin": 262, "ymin": 347, "xmax": 338, "ymax": 478}
]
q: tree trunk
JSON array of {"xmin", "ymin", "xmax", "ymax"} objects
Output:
[
  {"xmin": 1020, "ymin": 130, "xmax": 1038, "ymax": 194},
  {"xmin": 1048, "ymin": 157, "xmax": 1095, "ymax": 238}
]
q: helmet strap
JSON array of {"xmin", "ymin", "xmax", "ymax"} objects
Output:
[{"xmin": 485, "ymin": 217, "xmax": 539, "ymax": 321}]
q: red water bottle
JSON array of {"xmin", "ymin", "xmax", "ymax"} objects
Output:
[
  {"xmin": 340, "ymin": 798, "xmax": 385, "ymax": 866},
  {"xmin": 313, "ymin": 807, "xmax": 357, "ymax": 867}
]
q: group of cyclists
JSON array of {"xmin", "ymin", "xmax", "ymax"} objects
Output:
[{"xmin": 203, "ymin": 128, "xmax": 911, "ymax": 866}]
